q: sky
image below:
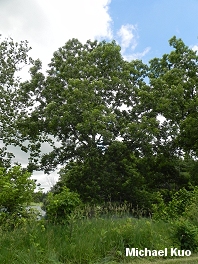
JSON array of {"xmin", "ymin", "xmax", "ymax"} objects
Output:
[{"xmin": 1, "ymin": 0, "xmax": 198, "ymax": 191}]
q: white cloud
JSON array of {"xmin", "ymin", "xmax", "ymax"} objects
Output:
[
  {"xmin": 0, "ymin": 1, "xmax": 151, "ymax": 190},
  {"xmin": 32, "ymin": 171, "xmax": 59, "ymax": 192},
  {"xmin": 192, "ymin": 45, "xmax": 198, "ymax": 53},
  {"xmin": 117, "ymin": 24, "xmax": 137, "ymax": 52},
  {"xmin": 0, "ymin": 0, "xmax": 112, "ymax": 70},
  {"xmin": 1, "ymin": 142, "xmax": 58, "ymax": 192},
  {"xmin": 116, "ymin": 24, "xmax": 150, "ymax": 61},
  {"xmin": 123, "ymin": 46, "xmax": 151, "ymax": 61},
  {"xmin": 0, "ymin": 0, "xmax": 113, "ymax": 191}
]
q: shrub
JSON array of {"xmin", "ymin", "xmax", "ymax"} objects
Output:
[
  {"xmin": 172, "ymin": 219, "xmax": 198, "ymax": 252},
  {"xmin": 45, "ymin": 187, "xmax": 81, "ymax": 224},
  {"xmin": 183, "ymin": 187, "xmax": 198, "ymax": 226},
  {"xmin": 0, "ymin": 165, "xmax": 37, "ymax": 230},
  {"xmin": 0, "ymin": 207, "xmax": 39, "ymax": 231},
  {"xmin": 152, "ymin": 188, "xmax": 196, "ymax": 221}
]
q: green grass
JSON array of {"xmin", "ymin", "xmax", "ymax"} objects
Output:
[
  {"xmin": 0, "ymin": 218, "xmax": 172, "ymax": 263},
  {"xmin": 0, "ymin": 215, "xmax": 196, "ymax": 263}
]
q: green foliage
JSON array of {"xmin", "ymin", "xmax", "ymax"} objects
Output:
[
  {"xmin": 152, "ymin": 186, "xmax": 198, "ymax": 225},
  {"xmin": 168, "ymin": 188, "xmax": 194, "ymax": 218},
  {"xmin": 18, "ymin": 38, "xmax": 150, "ymax": 173},
  {"xmin": 152, "ymin": 188, "xmax": 194, "ymax": 220},
  {"xmin": 2, "ymin": 35, "xmax": 198, "ymax": 226},
  {"xmin": 152, "ymin": 186, "xmax": 198, "ymax": 253},
  {"xmin": 0, "ymin": 165, "xmax": 37, "ymax": 230},
  {"xmin": 172, "ymin": 219, "xmax": 198, "ymax": 252},
  {"xmin": 0, "ymin": 207, "xmax": 38, "ymax": 231},
  {"xmin": 45, "ymin": 187, "xmax": 81, "ymax": 224},
  {"xmin": 139, "ymin": 155, "xmax": 192, "ymax": 198},
  {"xmin": 0, "ymin": 36, "xmax": 33, "ymax": 166},
  {"xmin": 32, "ymin": 191, "xmax": 47, "ymax": 203},
  {"xmin": 56, "ymin": 141, "xmax": 158, "ymax": 209},
  {"xmin": 0, "ymin": 166, "xmax": 36, "ymax": 212},
  {"xmin": 0, "ymin": 216, "xmax": 173, "ymax": 263},
  {"xmin": 149, "ymin": 36, "xmax": 198, "ymax": 156}
]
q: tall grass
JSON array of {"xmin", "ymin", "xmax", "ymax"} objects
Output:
[
  {"xmin": 2, "ymin": 202, "xmax": 197, "ymax": 263},
  {"xmin": 70, "ymin": 202, "xmax": 149, "ymax": 219},
  {"xmin": 0, "ymin": 214, "xmax": 174, "ymax": 264}
]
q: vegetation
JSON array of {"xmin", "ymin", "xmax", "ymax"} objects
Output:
[
  {"xmin": 1, "ymin": 34, "xmax": 198, "ymax": 262},
  {"xmin": 0, "ymin": 165, "xmax": 37, "ymax": 230},
  {"xmin": 0, "ymin": 205, "xmax": 198, "ymax": 264}
]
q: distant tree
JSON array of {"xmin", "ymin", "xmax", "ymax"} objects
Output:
[
  {"xmin": 32, "ymin": 191, "xmax": 47, "ymax": 203},
  {"xmin": 56, "ymin": 141, "xmax": 155, "ymax": 208}
]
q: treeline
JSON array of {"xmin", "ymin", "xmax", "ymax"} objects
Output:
[{"xmin": 1, "ymin": 35, "xmax": 198, "ymax": 215}]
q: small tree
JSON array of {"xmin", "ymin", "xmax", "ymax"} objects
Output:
[
  {"xmin": 0, "ymin": 165, "xmax": 37, "ymax": 229},
  {"xmin": 45, "ymin": 187, "xmax": 81, "ymax": 224}
]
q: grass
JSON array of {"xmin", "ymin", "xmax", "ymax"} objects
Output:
[
  {"xmin": 0, "ymin": 215, "xmax": 188, "ymax": 264},
  {"xmin": 0, "ymin": 202, "xmax": 197, "ymax": 264}
]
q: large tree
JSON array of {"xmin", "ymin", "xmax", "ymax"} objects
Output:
[
  {"xmin": 148, "ymin": 36, "xmax": 198, "ymax": 157},
  {"xmin": 2, "ymin": 34, "xmax": 198, "ymax": 210},
  {"xmin": 19, "ymin": 38, "xmax": 148, "ymax": 172}
]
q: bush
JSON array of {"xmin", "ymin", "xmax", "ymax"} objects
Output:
[
  {"xmin": 172, "ymin": 219, "xmax": 198, "ymax": 252},
  {"xmin": 0, "ymin": 207, "xmax": 39, "ymax": 231},
  {"xmin": 45, "ymin": 187, "xmax": 81, "ymax": 224},
  {"xmin": 0, "ymin": 165, "xmax": 37, "ymax": 230},
  {"xmin": 152, "ymin": 188, "xmax": 196, "ymax": 221}
]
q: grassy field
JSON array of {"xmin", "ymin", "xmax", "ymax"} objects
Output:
[{"xmin": 1, "ymin": 213, "xmax": 196, "ymax": 264}]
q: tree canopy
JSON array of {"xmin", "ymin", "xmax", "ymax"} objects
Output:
[
  {"xmin": 1, "ymin": 35, "xmax": 198, "ymax": 207},
  {"xmin": 18, "ymin": 38, "xmax": 149, "ymax": 172},
  {"xmin": 0, "ymin": 36, "xmax": 33, "ymax": 167}
]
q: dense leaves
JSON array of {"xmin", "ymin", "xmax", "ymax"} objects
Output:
[
  {"xmin": 148, "ymin": 36, "xmax": 198, "ymax": 155},
  {"xmin": 18, "ymin": 39, "xmax": 151, "ymax": 172},
  {"xmin": 1, "ymin": 35, "xmax": 198, "ymax": 210},
  {"xmin": 0, "ymin": 166, "xmax": 36, "ymax": 212},
  {"xmin": 0, "ymin": 165, "xmax": 37, "ymax": 230},
  {"xmin": 0, "ymin": 36, "xmax": 33, "ymax": 166},
  {"xmin": 45, "ymin": 187, "xmax": 81, "ymax": 224}
]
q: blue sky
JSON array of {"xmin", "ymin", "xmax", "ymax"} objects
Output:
[
  {"xmin": 1, "ymin": 0, "xmax": 198, "ymax": 190},
  {"xmin": 109, "ymin": 0, "xmax": 198, "ymax": 62},
  {"xmin": 1, "ymin": 0, "xmax": 198, "ymax": 68}
]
